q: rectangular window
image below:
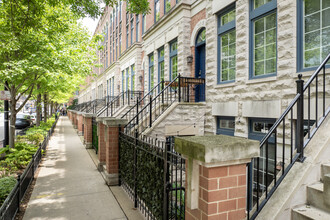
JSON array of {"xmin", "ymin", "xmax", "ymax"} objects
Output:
[
  {"xmin": 155, "ymin": 0, "xmax": 160, "ymax": 22},
  {"xmin": 170, "ymin": 40, "xmax": 178, "ymax": 80},
  {"xmin": 250, "ymin": 0, "xmax": 277, "ymax": 79},
  {"xmin": 126, "ymin": 68, "xmax": 130, "ymax": 92},
  {"xmin": 131, "ymin": 18, "xmax": 134, "ymax": 45},
  {"xmin": 136, "ymin": 15, "xmax": 139, "ymax": 42},
  {"xmin": 149, "ymin": 53, "xmax": 155, "ymax": 91},
  {"xmin": 131, "ymin": 64, "xmax": 135, "ymax": 91},
  {"xmin": 216, "ymin": 117, "xmax": 235, "ymax": 136},
  {"xmin": 165, "ymin": 0, "xmax": 171, "ymax": 13},
  {"xmin": 112, "ymin": 77, "xmax": 114, "ymax": 96},
  {"xmin": 158, "ymin": 47, "xmax": 165, "ymax": 91},
  {"xmin": 122, "ymin": 71, "xmax": 125, "ymax": 92},
  {"xmin": 119, "ymin": 33, "xmax": 122, "ymax": 55},
  {"xmin": 119, "ymin": 1, "xmax": 122, "ymax": 21},
  {"xmin": 298, "ymin": 0, "xmax": 330, "ymax": 70},
  {"xmin": 142, "ymin": 14, "xmax": 146, "ymax": 34},
  {"xmin": 218, "ymin": 6, "xmax": 236, "ymax": 83},
  {"xmin": 126, "ymin": 25, "xmax": 129, "ymax": 48}
]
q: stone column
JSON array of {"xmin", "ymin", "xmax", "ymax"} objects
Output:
[
  {"xmin": 83, "ymin": 113, "xmax": 94, "ymax": 148},
  {"xmin": 175, "ymin": 135, "xmax": 259, "ymax": 220},
  {"xmin": 101, "ymin": 118, "xmax": 127, "ymax": 186}
]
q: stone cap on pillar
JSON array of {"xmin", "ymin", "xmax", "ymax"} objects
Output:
[
  {"xmin": 82, "ymin": 113, "xmax": 96, "ymax": 118},
  {"xmin": 175, "ymin": 135, "xmax": 260, "ymax": 166},
  {"xmin": 175, "ymin": 135, "xmax": 260, "ymax": 210},
  {"xmin": 99, "ymin": 117, "xmax": 128, "ymax": 126}
]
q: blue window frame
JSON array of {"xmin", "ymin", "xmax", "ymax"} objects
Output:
[
  {"xmin": 216, "ymin": 116, "xmax": 235, "ymax": 136},
  {"xmin": 169, "ymin": 40, "xmax": 178, "ymax": 80},
  {"xmin": 126, "ymin": 68, "xmax": 130, "ymax": 92},
  {"xmin": 136, "ymin": 15, "xmax": 139, "ymax": 42},
  {"xmin": 142, "ymin": 14, "xmax": 146, "ymax": 34},
  {"xmin": 165, "ymin": 0, "xmax": 171, "ymax": 13},
  {"xmin": 217, "ymin": 4, "xmax": 236, "ymax": 84},
  {"xmin": 131, "ymin": 17, "xmax": 134, "ymax": 45},
  {"xmin": 297, "ymin": 0, "xmax": 330, "ymax": 72},
  {"xmin": 249, "ymin": 0, "xmax": 277, "ymax": 79},
  {"xmin": 122, "ymin": 71, "xmax": 125, "ymax": 92},
  {"xmin": 158, "ymin": 47, "xmax": 165, "ymax": 92},
  {"xmin": 155, "ymin": 0, "xmax": 160, "ymax": 22},
  {"xmin": 131, "ymin": 64, "xmax": 135, "ymax": 91},
  {"xmin": 149, "ymin": 53, "xmax": 154, "ymax": 91}
]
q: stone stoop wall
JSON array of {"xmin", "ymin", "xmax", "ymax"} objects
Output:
[{"xmin": 145, "ymin": 103, "xmax": 206, "ymax": 140}]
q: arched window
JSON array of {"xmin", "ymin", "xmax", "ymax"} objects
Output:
[{"xmin": 196, "ymin": 28, "xmax": 206, "ymax": 46}]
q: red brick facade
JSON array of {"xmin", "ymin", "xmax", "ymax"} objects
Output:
[
  {"xmin": 83, "ymin": 116, "xmax": 92, "ymax": 145},
  {"xmin": 105, "ymin": 126, "xmax": 120, "ymax": 174},
  {"xmin": 98, "ymin": 122, "xmax": 106, "ymax": 163},
  {"xmin": 186, "ymin": 164, "xmax": 247, "ymax": 220}
]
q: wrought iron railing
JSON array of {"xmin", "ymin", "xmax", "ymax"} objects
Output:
[
  {"xmin": 97, "ymin": 90, "xmax": 143, "ymax": 117},
  {"xmin": 124, "ymin": 74, "xmax": 205, "ymax": 135},
  {"xmin": 119, "ymin": 132, "xmax": 185, "ymax": 220},
  {"xmin": 247, "ymin": 53, "xmax": 330, "ymax": 219},
  {"xmin": 121, "ymin": 80, "xmax": 164, "ymax": 123}
]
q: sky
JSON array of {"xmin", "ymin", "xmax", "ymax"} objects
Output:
[{"xmin": 81, "ymin": 17, "xmax": 99, "ymax": 36}]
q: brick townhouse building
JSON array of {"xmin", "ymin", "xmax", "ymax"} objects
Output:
[{"xmin": 78, "ymin": 0, "xmax": 329, "ymax": 143}]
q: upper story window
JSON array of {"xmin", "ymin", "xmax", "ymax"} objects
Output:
[
  {"xmin": 155, "ymin": 0, "xmax": 160, "ymax": 22},
  {"xmin": 218, "ymin": 5, "xmax": 236, "ymax": 83},
  {"xmin": 131, "ymin": 17, "xmax": 134, "ymax": 44},
  {"xmin": 119, "ymin": 1, "xmax": 122, "ymax": 21},
  {"xmin": 131, "ymin": 64, "xmax": 135, "ymax": 91},
  {"xmin": 142, "ymin": 14, "xmax": 146, "ymax": 34},
  {"xmin": 149, "ymin": 53, "xmax": 155, "ymax": 91},
  {"xmin": 165, "ymin": 0, "xmax": 171, "ymax": 13},
  {"xmin": 170, "ymin": 40, "xmax": 178, "ymax": 80},
  {"xmin": 126, "ymin": 67, "xmax": 130, "ymax": 91},
  {"xmin": 126, "ymin": 25, "xmax": 129, "ymax": 48},
  {"xmin": 250, "ymin": 0, "xmax": 277, "ymax": 79},
  {"xmin": 136, "ymin": 15, "xmax": 139, "ymax": 42},
  {"xmin": 122, "ymin": 70, "xmax": 125, "ymax": 92},
  {"xmin": 158, "ymin": 47, "xmax": 165, "ymax": 91},
  {"xmin": 126, "ymin": 12, "xmax": 129, "ymax": 24},
  {"xmin": 298, "ymin": 0, "xmax": 330, "ymax": 71}
]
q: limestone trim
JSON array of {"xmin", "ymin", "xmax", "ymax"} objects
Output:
[{"xmin": 190, "ymin": 19, "xmax": 206, "ymax": 47}]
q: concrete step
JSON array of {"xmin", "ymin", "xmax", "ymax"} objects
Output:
[
  {"xmin": 307, "ymin": 182, "xmax": 330, "ymax": 213},
  {"xmin": 321, "ymin": 163, "xmax": 330, "ymax": 182},
  {"xmin": 292, "ymin": 205, "xmax": 330, "ymax": 220}
]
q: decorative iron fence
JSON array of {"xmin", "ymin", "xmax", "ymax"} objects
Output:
[
  {"xmin": 119, "ymin": 132, "xmax": 185, "ymax": 220},
  {"xmin": 92, "ymin": 117, "xmax": 98, "ymax": 154},
  {"xmin": 247, "ymin": 53, "xmax": 330, "ymax": 219},
  {"xmin": 0, "ymin": 117, "xmax": 58, "ymax": 220}
]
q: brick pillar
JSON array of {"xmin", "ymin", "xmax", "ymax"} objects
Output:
[
  {"xmin": 175, "ymin": 135, "xmax": 260, "ymax": 220},
  {"xmin": 100, "ymin": 118, "xmax": 127, "ymax": 186},
  {"xmin": 97, "ymin": 120, "xmax": 106, "ymax": 167},
  {"xmin": 83, "ymin": 114, "xmax": 94, "ymax": 148},
  {"xmin": 77, "ymin": 113, "xmax": 83, "ymax": 135}
]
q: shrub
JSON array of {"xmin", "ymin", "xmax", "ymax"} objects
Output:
[{"xmin": 0, "ymin": 176, "xmax": 16, "ymax": 206}]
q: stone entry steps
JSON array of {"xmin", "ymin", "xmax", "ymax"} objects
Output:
[{"xmin": 292, "ymin": 164, "xmax": 330, "ymax": 220}]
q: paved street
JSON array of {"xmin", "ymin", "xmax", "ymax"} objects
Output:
[{"xmin": 23, "ymin": 116, "xmax": 127, "ymax": 220}]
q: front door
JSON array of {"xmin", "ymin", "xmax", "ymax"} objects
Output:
[{"xmin": 195, "ymin": 28, "xmax": 206, "ymax": 102}]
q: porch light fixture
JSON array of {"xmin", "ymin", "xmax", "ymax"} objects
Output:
[{"xmin": 187, "ymin": 55, "xmax": 193, "ymax": 64}]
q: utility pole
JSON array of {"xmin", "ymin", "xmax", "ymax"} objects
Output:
[{"xmin": 4, "ymin": 82, "xmax": 9, "ymax": 146}]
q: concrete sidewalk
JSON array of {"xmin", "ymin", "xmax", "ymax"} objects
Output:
[{"xmin": 23, "ymin": 116, "xmax": 127, "ymax": 220}]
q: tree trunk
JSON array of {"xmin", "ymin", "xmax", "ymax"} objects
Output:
[
  {"xmin": 43, "ymin": 93, "xmax": 47, "ymax": 122},
  {"xmin": 9, "ymin": 99, "xmax": 16, "ymax": 148},
  {"xmin": 36, "ymin": 85, "xmax": 41, "ymax": 126}
]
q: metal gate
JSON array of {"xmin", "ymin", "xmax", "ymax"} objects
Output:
[
  {"xmin": 119, "ymin": 132, "xmax": 185, "ymax": 220},
  {"xmin": 92, "ymin": 117, "xmax": 98, "ymax": 154}
]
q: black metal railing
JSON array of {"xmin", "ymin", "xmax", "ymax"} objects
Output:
[
  {"xmin": 124, "ymin": 74, "xmax": 205, "ymax": 135},
  {"xmin": 97, "ymin": 90, "xmax": 143, "ymax": 117},
  {"xmin": 121, "ymin": 81, "xmax": 164, "ymax": 123},
  {"xmin": 119, "ymin": 132, "xmax": 185, "ymax": 219},
  {"xmin": 0, "ymin": 117, "xmax": 58, "ymax": 220},
  {"xmin": 92, "ymin": 117, "xmax": 98, "ymax": 154},
  {"xmin": 247, "ymin": 53, "xmax": 330, "ymax": 219}
]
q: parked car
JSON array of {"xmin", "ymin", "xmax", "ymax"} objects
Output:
[
  {"xmin": 29, "ymin": 114, "xmax": 36, "ymax": 124},
  {"xmin": 15, "ymin": 113, "xmax": 33, "ymax": 129}
]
